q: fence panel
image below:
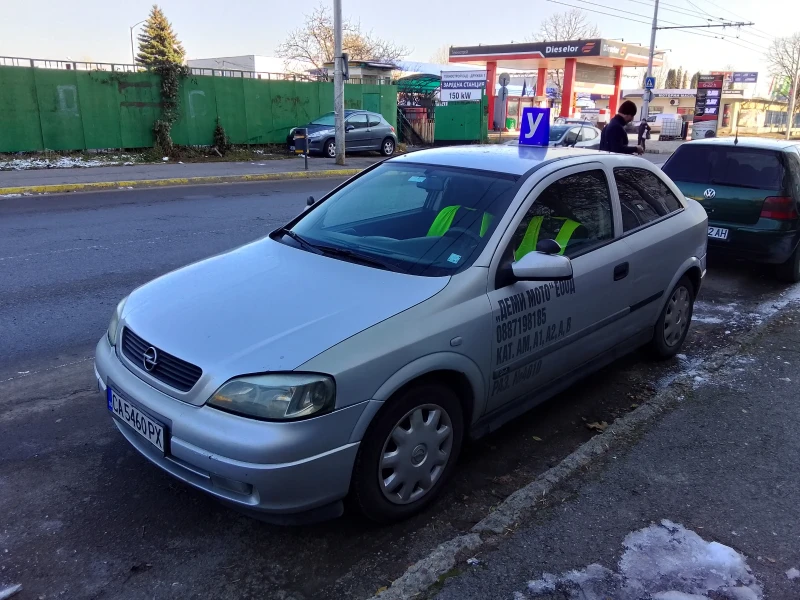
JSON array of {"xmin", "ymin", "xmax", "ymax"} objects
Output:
[
  {"xmin": 76, "ymin": 71, "xmax": 123, "ymax": 149},
  {"xmin": 118, "ymin": 72, "xmax": 161, "ymax": 149},
  {"xmin": 213, "ymin": 77, "xmax": 248, "ymax": 144},
  {"xmin": 33, "ymin": 68, "xmax": 86, "ymax": 151},
  {"xmin": 269, "ymin": 80, "xmax": 301, "ymax": 142},
  {"xmin": 242, "ymin": 78, "xmax": 274, "ymax": 144},
  {"xmin": 0, "ymin": 65, "xmax": 43, "ymax": 151},
  {"xmin": 173, "ymin": 76, "xmax": 219, "ymax": 146}
]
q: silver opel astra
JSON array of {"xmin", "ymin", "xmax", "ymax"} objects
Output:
[{"xmin": 95, "ymin": 145, "xmax": 707, "ymax": 524}]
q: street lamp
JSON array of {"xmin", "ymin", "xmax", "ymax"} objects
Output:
[{"xmin": 130, "ymin": 19, "xmax": 146, "ymax": 68}]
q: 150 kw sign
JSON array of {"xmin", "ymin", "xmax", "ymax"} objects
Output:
[{"xmin": 439, "ymin": 70, "xmax": 487, "ymax": 102}]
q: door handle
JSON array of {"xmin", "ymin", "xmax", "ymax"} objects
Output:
[{"xmin": 614, "ymin": 262, "xmax": 629, "ymax": 281}]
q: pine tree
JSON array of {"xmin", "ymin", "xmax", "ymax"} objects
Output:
[
  {"xmin": 682, "ymin": 71, "xmax": 689, "ymax": 89},
  {"xmin": 676, "ymin": 67, "xmax": 684, "ymax": 89},
  {"xmin": 665, "ymin": 69, "xmax": 676, "ymax": 88},
  {"xmin": 690, "ymin": 71, "xmax": 701, "ymax": 88},
  {"xmin": 137, "ymin": 5, "xmax": 185, "ymax": 66}
]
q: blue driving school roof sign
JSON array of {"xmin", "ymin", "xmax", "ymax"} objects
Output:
[{"xmin": 519, "ymin": 107, "xmax": 551, "ymax": 146}]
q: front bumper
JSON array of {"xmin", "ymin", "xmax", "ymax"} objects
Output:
[
  {"xmin": 95, "ymin": 337, "xmax": 365, "ymax": 520},
  {"xmin": 707, "ymin": 222, "xmax": 800, "ymax": 264}
]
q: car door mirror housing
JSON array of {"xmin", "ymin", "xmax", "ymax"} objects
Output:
[
  {"xmin": 306, "ymin": 195, "xmax": 315, "ymax": 206},
  {"xmin": 346, "ymin": 125, "xmax": 355, "ymax": 132},
  {"xmin": 512, "ymin": 251, "xmax": 573, "ymax": 281},
  {"xmin": 535, "ymin": 238, "xmax": 562, "ymax": 255}
]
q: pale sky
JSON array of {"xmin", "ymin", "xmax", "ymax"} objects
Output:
[{"xmin": 1, "ymin": 0, "xmax": 795, "ymax": 93}]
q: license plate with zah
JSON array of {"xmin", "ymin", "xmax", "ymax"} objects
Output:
[
  {"xmin": 107, "ymin": 388, "xmax": 166, "ymax": 453},
  {"xmin": 708, "ymin": 226, "xmax": 729, "ymax": 240}
]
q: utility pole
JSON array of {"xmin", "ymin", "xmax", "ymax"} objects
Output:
[
  {"xmin": 130, "ymin": 20, "xmax": 146, "ymax": 68},
  {"xmin": 333, "ymin": 0, "xmax": 346, "ymax": 165},
  {"xmin": 642, "ymin": 0, "xmax": 659, "ymax": 120},
  {"xmin": 787, "ymin": 63, "xmax": 800, "ymax": 140}
]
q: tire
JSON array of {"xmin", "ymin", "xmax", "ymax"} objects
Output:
[
  {"xmin": 776, "ymin": 245, "xmax": 800, "ymax": 283},
  {"xmin": 324, "ymin": 139, "xmax": 336, "ymax": 159},
  {"xmin": 381, "ymin": 137, "xmax": 396, "ymax": 156},
  {"xmin": 351, "ymin": 382, "xmax": 464, "ymax": 523},
  {"xmin": 650, "ymin": 276, "xmax": 695, "ymax": 360}
]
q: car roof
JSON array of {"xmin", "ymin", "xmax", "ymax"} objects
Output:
[
  {"xmin": 685, "ymin": 137, "xmax": 800, "ymax": 151},
  {"xmin": 388, "ymin": 145, "xmax": 603, "ymax": 176}
]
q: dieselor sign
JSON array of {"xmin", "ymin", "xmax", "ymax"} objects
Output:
[{"xmin": 450, "ymin": 39, "xmax": 603, "ymax": 59}]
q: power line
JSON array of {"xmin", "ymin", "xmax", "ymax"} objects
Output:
[
  {"xmin": 571, "ymin": 0, "xmax": 721, "ymax": 29},
  {"xmin": 681, "ymin": 0, "xmax": 774, "ymax": 39}
]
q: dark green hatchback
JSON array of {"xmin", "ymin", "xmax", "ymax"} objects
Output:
[{"xmin": 662, "ymin": 138, "xmax": 800, "ymax": 282}]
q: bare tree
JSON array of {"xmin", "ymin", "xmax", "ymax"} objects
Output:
[
  {"xmin": 527, "ymin": 9, "xmax": 600, "ymax": 97},
  {"xmin": 767, "ymin": 33, "xmax": 800, "ymax": 137},
  {"xmin": 429, "ymin": 45, "xmax": 451, "ymax": 65},
  {"xmin": 277, "ymin": 3, "xmax": 408, "ymax": 75}
]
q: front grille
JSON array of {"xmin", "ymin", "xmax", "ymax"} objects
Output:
[{"xmin": 121, "ymin": 328, "xmax": 203, "ymax": 392}]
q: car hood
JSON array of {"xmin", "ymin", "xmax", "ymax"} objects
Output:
[{"xmin": 120, "ymin": 237, "xmax": 448, "ymax": 401}]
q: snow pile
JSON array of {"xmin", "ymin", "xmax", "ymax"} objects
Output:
[
  {"xmin": 522, "ymin": 520, "xmax": 762, "ymax": 600},
  {"xmin": 0, "ymin": 154, "xmax": 138, "ymax": 170}
]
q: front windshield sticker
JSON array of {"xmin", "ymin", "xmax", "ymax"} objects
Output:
[
  {"xmin": 408, "ymin": 176, "xmax": 426, "ymax": 182},
  {"xmin": 447, "ymin": 253, "xmax": 461, "ymax": 264}
]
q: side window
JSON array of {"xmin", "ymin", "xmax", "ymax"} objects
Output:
[
  {"xmin": 784, "ymin": 150, "xmax": 800, "ymax": 200},
  {"xmin": 564, "ymin": 128, "xmax": 580, "ymax": 145},
  {"xmin": 580, "ymin": 128, "xmax": 597, "ymax": 141},
  {"xmin": 368, "ymin": 114, "xmax": 382, "ymax": 127},
  {"xmin": 614, "ymin": 167, "xmax": 683, "ymax": 233},
  {"xmin": 511, "ymin": 170, "xmax": 614, "ymax": 260},
  {"xmin": 347, "ymin": 114, "xmax": 368, "ymax": 129}
]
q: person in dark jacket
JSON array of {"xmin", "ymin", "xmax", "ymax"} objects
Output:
[
  {"xmin": 638, "ymin": 119, "xmax": 652, "ymax": 151},
  {"xmin": 599, "ymin": 100, "xmax": 643, "ymax": 154}
]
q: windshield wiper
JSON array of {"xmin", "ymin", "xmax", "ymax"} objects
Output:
[
  {"xmin": 276, "ymin": 227, "xmax": 323, "ymax": 255},
  {"xmin": 314, "ymin": 245, "xmax": 403, "ymax": 272}
]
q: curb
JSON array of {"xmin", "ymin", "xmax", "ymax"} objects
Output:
[
  {"xmin": 0, "ymin": 168, "xmax": 363, "ymax": 197},
  {"xmin": 368, "ymin": 289, "xmax": 800, "ymax": 600}
]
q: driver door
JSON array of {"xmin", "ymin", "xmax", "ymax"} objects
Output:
[
  {"xmin": 485, "ymin": 164, "xmax": 634, "ymax": 414},
  {"xmin": 345, "ymin": 113, "xmax": 370, "ymax": 150}
]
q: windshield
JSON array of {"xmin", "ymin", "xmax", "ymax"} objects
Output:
[
  {"xmin": 286, "ymin": 163, "xmax": 519, "ymax": 276},
  {"xmin": 549, "ymin": 126, "xmax": 570, "ymax": 141},
  {"xmin": 311, "ymin": 113, "xmax": 336, "ymax": 126},
  {"xmin": 663, "ymin": 146, "xmax": 785, "ymax": 190}
]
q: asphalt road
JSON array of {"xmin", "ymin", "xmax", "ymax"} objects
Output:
[{"xmin": 0, "ymin": 170, "xmax": 795, "ymax": 600}]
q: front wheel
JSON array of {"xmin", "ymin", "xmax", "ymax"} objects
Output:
[
  {"xmin": 351, "ymin": 383, "xmax": 464, "ymax": 523},
  {"xmin": 776, "ymin": 245, "xmax": 800, "ymax": 283},
  {"xmin": 381, "ymin": 137, "xmax": 396, "ymax": 156},
  {"xmin": 650, "ymin": 276, "xmax": 695, "ymax": 359},
  {"xmin": 324, "ymin": 139, "xmax": 336, "ymax": 159}
]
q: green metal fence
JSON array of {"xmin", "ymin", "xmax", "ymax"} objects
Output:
[
  {"xmin": 434, "ymin": 97, "xmax": 488, "ymax": 143},
  {"xmin": 0, "ymin": 65, "xmax": 397, "ymax": 152}
]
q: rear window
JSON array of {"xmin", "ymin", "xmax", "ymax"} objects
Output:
[{"xmin": 663, "ymin": 146, "xmax": 785, "ymax": 190}]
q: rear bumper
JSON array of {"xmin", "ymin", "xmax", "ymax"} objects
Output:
[{"xmin": 707, "ymin": 223, "xmax": 800, "ymax": 264}]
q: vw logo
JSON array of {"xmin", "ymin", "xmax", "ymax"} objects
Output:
[
  {"xmin": 143, "ymin": 347, "xmax": 158, "ymax": 372},
  {"xmin": 703, "ymin": 188, "xmax": 716, "ymax": 199}
]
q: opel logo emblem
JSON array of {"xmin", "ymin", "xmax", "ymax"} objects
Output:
[
  {"xmin": 143, "ymin": 347, "xmax": 158, "ymax": 372},
  {"xmin": 411, "ymin": 444, "xmax": 427, "ymax": 466},
  {"xmin": 703, "ymin": 188, "xmax": 716, "ymax": 199}
]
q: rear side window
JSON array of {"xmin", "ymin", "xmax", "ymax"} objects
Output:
[
  {"xmin": 369, "ymin": 114, "xmax": 381, "ymax": 127},
  {"xmin": 614, "ymin": 168, "xmax": 684, "ymax": 232},
  {"xmin": 663, "ymin": 146, "xmax": 784, "ymax": 190}
]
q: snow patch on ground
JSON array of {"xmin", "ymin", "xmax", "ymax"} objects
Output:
[
  {"xmin": 0, "ymin": 155, "xmax": 138, "ymax": 170},
  {"xmin": 521, "ymin": 520, "xmax": 762, "ymax": 600}
]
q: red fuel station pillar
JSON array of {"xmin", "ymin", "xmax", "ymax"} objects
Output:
[
  {"xmin": 609, "ymin": 66, "xmax": 622, "ymax": 115},
  {"xmin": 560, "ymin": 58, "xmax": 576, "ymax": 117},
  {"xmin": 536, "ymin": 67, "xmax": 547, "ymax": 97},
  {"xmin": 487, "ymin": 61, "xmax": 497, "ymax": 129}
]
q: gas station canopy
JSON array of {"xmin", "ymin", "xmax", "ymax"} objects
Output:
[{"xmin": 448, "ymin": 39, "xmax": 661, "ymax": 70}]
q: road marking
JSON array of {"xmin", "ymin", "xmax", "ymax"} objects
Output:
[{"xmin": 1, "ymin": 357, "xmax": 93, "ymax": 383}]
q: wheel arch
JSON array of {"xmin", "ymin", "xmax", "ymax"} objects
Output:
[{"xmin": 348, "ymin": 353, "xmax": 485, "ymax": 444}]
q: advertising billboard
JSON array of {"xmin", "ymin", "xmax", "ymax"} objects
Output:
[{"xmin": 693, "ymin": 74, "xmax": 724, "ymax": 138}]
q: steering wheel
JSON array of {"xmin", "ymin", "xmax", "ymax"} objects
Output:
[{"xmin": 443, "ymin": 227, "xmax": 482, "ymax": 243}]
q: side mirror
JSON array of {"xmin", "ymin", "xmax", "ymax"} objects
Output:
[
  {"xmin": 536, "ymin": 238, "xmax": 562, "ymax": 255},
  {"xmin": 512, "ymin": 250, "xmax": 573, "ymax": 281},
  {"xmin": 346, "ymin": 124, "xmax": 355, "ymax": 132},
  {"xmin": 306, "ymin": 196, "xmax": 315, "ymax": 206}
]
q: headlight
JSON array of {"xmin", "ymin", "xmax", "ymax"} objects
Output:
[
  {"xmin": 107, "ymin": 297, "xmax": 128, "ymax": 346},
  {"xmin": 208, "ymin": 374, "xmax": 335, "ymax": 420},
  {"xmin": 308, "ymin": 129, "xmax": 332, "ymax": 139}
]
